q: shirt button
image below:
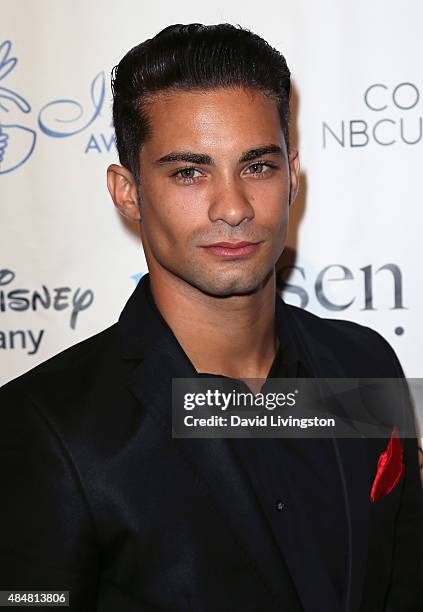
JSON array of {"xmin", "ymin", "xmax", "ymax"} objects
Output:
[{"xmin": 275, "ymin": 500, "xmax": 285, "ymax": 511}]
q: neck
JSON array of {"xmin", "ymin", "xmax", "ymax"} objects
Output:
[{"xmin": 148, "ymin": 269, "xmax": 279, "ymax": 380}]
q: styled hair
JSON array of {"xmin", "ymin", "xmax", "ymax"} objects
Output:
[{"xmin": 111, "ymin": 23, "xmax": 291, "ymax": 185}]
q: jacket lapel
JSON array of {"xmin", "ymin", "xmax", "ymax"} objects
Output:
[
  {"xmin": 126, "ymin": 344, "xmax": 303, "ymax": 611},
  {"xmin": 281, "ymin": 299, "xmax": 371, "ymax": 612}
]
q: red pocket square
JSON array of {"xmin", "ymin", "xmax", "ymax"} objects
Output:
[{"xmin": 370, "ymin": 426, "xmax": 405, "ymax": 502}]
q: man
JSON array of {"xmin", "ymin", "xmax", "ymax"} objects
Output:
[{"xmin": 0, "ymin": 23, "xmax": 422, "ymax": 612}]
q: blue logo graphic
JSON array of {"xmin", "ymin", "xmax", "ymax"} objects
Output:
[
  {"xmin": 0, "ymin": 40, "xmax": 113, "ymax": 175},
  {"xmin": 38, "ymin": 72, "xmax": 105, "ymax": 138},
  {"xmin": 0, "ymin": 40, "xmax": 36, "ymax": 174},
  {"xmin": 131, "ymin": 273, "xmax": 144, "ymax": 284}
]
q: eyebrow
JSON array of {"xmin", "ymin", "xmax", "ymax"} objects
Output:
[{"xmin": 154, "ymin": 144, "xmax": 284, "ymax": 166}]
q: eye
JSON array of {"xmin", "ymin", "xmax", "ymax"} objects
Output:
[
  {"xmin": 172, "ymin": 167, "xmax": 203, "ymax": 184},
  {"xmin": 244, "ymin": 161, "xmax": 277, "ymax": 178}
]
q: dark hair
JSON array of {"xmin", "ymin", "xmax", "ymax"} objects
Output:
[{"xmin": 111, "ymin": 23, "xmax": 291, "ymax": 185}]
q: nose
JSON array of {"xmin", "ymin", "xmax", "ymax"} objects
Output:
[{"xmin": 208, "ymin": 175, "xmax": 255, "ymax": 227}]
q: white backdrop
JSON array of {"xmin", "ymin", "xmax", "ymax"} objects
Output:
[{"xmin": 1, "ymin": 0, "xmax": 422, "ymax": 385}]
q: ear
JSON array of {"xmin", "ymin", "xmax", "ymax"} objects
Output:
[
  {"xmin": 107, "ymin": 163, "xmax": 141, "ymax": 221},
  {"xmin": 288, "ymin": 148, "xmax": 300, "ymax": 206}
]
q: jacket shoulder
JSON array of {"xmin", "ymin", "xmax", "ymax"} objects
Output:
[
  {"xmin": 0, "ymin": 323, "xmax": 119, "ymax": 400},
  {"xmin": 284, "ymin": 302, "xmax": 404, "ymax": 378},
  {"xmin": 0, "ymin": 322, "xmax": 140, "ymax": 470}
]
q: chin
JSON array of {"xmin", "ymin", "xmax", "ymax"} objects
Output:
[{"xmin": 186, "ymin": 267, "xmax": 273, "ymax": 298}]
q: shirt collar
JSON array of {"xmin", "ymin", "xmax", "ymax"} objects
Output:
[{"xmin": 119, "ymin": 272, "xmax": 309, "ymax": 378}]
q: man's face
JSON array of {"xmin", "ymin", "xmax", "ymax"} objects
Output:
[{"xmin": 136, "ymin": 87, "xmax": 299, "ymax": 297}]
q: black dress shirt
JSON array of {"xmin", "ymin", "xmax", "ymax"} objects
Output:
[{"xmin": 194, "ymin": 311, "xmax": 348, "ymax": 612}]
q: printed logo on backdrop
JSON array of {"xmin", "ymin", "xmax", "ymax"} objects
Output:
[
  {"xmin": 0, "ymin": 269, "xmax": 94, "ymax": 355},
  {"xmin": 0, "ymin": 40, "xmax": 115, "ymax": 175},
  {"xmin": 323, "ymin": 82, "xmax": 422, "ymax": 148},
  {"xmin": 278, "ymin": 262, "xmax": 406, "ymax": 336}
]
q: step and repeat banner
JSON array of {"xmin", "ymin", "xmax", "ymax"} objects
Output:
[{"xmin": 1, "ymin": 0, "xmax": 421, "ymax": 385}]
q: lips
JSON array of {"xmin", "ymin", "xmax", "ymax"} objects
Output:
[
  {"xmin": 208, "ymin": 241, "xmax": 257, "ymax": 248},
  {"xmin": 202, "ymin": 241, "xmax": 261, "ymax": 259}
]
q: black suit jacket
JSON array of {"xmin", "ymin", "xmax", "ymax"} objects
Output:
[{"xmin": 0, "ymin": 275, "xmax": 422, "ymax": 612}]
